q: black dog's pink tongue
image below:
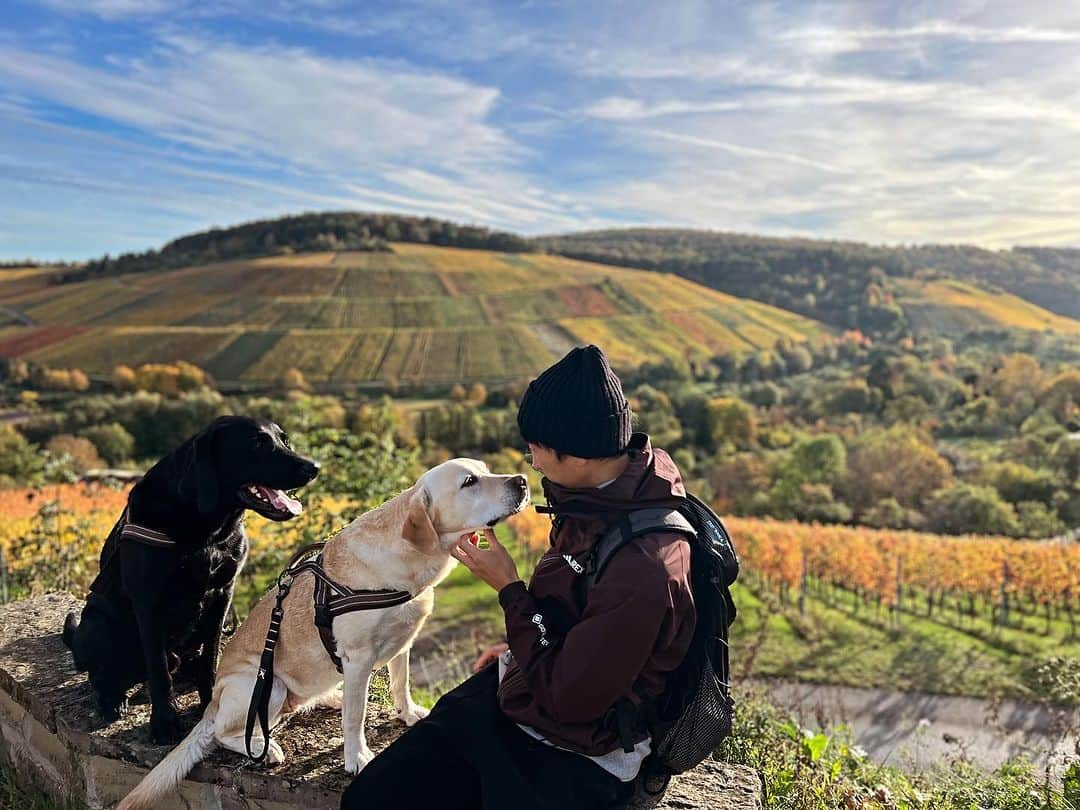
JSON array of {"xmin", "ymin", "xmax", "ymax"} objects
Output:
[
  {"xmin": 268, "ymin": 488, "xmax": 303, "ymax": 516},
  {"xmin": 254, "ymin": 485, "xmax": 303, "ymax": 515}
]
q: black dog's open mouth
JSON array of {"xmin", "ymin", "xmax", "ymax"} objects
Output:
[{"xmin": 238, "ymin": 484, "xmax": 305, "ymax": 521}]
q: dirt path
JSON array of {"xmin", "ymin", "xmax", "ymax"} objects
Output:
[{"xmin": 0, "ymin": 304, "xmax": 33, "ymax": 326}]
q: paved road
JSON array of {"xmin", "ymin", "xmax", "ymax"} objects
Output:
[{"xmin": 754, "ymin": 678, "xmax": 1078, "ymax": 777}]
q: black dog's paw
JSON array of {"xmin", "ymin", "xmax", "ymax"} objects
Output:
[
  {"xmin": 95, "ymin": 689, "xmax": 128, "ymax": 722},
  {"xmin": 149, "ymin": 702, "xmax": 184, "ymax": 744}
]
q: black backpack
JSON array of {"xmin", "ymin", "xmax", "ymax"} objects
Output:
[{"xmin": 585, "ymin": 493, "xmax": 739, "ymax": 781}]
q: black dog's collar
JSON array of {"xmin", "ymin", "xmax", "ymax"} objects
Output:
[{"xmin": 118, "ymin": 508, "xmax": 177, "ymax": 549}]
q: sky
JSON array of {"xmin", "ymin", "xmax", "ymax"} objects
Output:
[{"xmin": 2, "ymin": 1, "xmax": 1080, "ymax": 260}]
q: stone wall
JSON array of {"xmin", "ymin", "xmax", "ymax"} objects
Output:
[{"xmin": 0, "ymin": 594, "xmax": 761, "ymax": 809}]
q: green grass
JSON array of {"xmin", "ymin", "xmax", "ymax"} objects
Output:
[
  {"xmin": 0, "ymin": 758, "xmax": 80, "ymax": 810},
  {"xmin": 730, "ymin": 578, "xmax": 1080, "ymax": 704}
]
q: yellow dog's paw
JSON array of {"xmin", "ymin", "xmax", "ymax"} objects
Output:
[
  {"xmin": 397, "ymin": 703, "xmax": 429, "ymax": 726},
  {"xmin": 344, "ymin": 746, "xmax": 374, "ymax": 774}
]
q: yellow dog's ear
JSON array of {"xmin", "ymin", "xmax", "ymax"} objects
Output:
[{"xmin": 402, "ymin": 485, "xmax": 439, "ymax": 553}]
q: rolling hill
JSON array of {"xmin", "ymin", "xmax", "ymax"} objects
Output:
[
  {"xmin": 539, "ymin": 228, "xmax": 1080, "ymax": 333},
  {"xmin": 0, "ymin": 244, "xmax": 828, "ymax": 387},
  {"xmin": 893, "ymin": 278, "xmax": 1080, "ymax": 336}
]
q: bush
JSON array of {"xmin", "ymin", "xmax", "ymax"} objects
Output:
[
  {"xmin": 924, "ymin": 483, "xmax": 1020, "ymax": 536},
  {"xmin": 45, "ymin": 435, "xmax": 104, "ymax": 473},
  {"xmin": 1015, "ymin": 501, "xmax": 1066, "ymax": 539},
  {"xmin": 78, "ymin": 423, "xmax": 136, "ymax": 467},
  {"xmin": 0, "ymin": 426, "xmax": 45, "ymax": 485},
  {"xmin": 863, "ymin": 497, "xmax": 912, "ymax": 529},
  {"xmin": 279, "ymin": 367, "xmax": 310, "ymax": 392},
  {"xmin": 467, "ymin": 383, "xmax": 487, "ymax": 404},
  {"xmin": 706, "ymin": 397, "xmax": 757, "ymax": 451},
  {"xmin": 721, "ymin": 688, "xmax": 1075, "ymax": 809},
  {"xmin": 112, "ymin": 364, "xmax": 136, "ymax": 391},
  {"xmin": 31, "ymin": 366, "xmax": 90, "ymax": 392},
  {"xmin": 980, "ymin": 461, "xmax": 1062, "ymax": 506}
]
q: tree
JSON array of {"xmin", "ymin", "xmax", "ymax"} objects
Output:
[
  {"xmin": 990, "ymin": 353, "xmax": 1044, "ymax": 411},
  {"xmin": 824, "ymin": 380, "xmax": 878, "ymax": 415},
  {"xmin": 707, "ymin": 453, "xmax": 770, "ymax": 513},
  {"xmin": 978, "ymin": 461, "xmax": 1061, "ymax": 506},
  {"xmin": 69, "ymin": 369, "xmax": 90, "ymax": 392},
  {"xmin": 746, "ymin": 383, "xmax": 782, "ymax": 408},
  {"xmin": 630, "ymin": 385, "xmax": 683, "ymax": 448},
  {"xmin": 863, "ymin": 497, "xmax": 922, "ymax": 530},
  {"xmin": 841, "ymin": 426, "xmax": 952, "ymax": 515},
  {"xmin": 705, "ymin": 397, "xmax": 756, "ymax": 451},
  {"xmin": 1, "ymin": 358, "xmax": 29, "ymax": 383},
  {"xmin": 280, "ymin": 367, "xmax": 310, "ymax": 392},
  {"xmin": 45, "ymin": 434, "xmax": 104, "ymax": 473},
  {"xmin": 780, "ymin": 345, "xmax": 813, "ymax": 375},
  {"xmin": 112, "ymin": 364, "xmax": 136, "ymax": 391},
  {"xmin": 786, "ymin": 434, "xmax": 847, "ymax": 487},
  {"xmin": 449, "ymin": 383, "xmax": 467, "ymax": 401},
  {"xmin": 924, "ymin": 484, "xmax": 1019, "ymax": 536},
  {"xmin": 0, "ymin": 426, "xmax": 45, "ymax": 485},
  {"xmin": 1039, "ymin": 370, "xmax": 1080, "ymax": 426},
  {"xmin": 467, "ymin": 383, "xmax": 488, "ymax": 405},
  {"xmin": 79, "ymin": 423, "xmax": 136, "ymax": 466},
  {"xmin": 176, "ymin": 361, "xmax": 209, "ymax": 391},
  {"xmin": 1015, "ymin": 501, "xmax": 1066, "ymax": 538}
]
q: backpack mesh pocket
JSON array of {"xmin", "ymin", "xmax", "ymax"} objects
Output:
[{"xmin": 653, "ymin": 656, "xmax": 735, "ymax": 774}]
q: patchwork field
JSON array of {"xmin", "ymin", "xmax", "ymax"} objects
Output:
[
  {"xmin": 0, "ymin": 245, "xmax": 829, "ymax": 386},
  {"xmin": 894, "ymin": 278, "xmax": 1080, "ymax": 336}
]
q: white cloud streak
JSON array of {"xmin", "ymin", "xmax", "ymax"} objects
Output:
[{"xmin": 3, "ymin": 2, "xmax": 1080, "ymax": 254}]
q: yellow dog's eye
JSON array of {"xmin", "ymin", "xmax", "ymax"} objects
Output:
[{"xmin": 461, "ymin": 474, "xmax": 478, "ymax": 488}]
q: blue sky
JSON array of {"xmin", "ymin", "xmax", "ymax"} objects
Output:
[{"xmin": 3, "ymin": 1, "xmax": 1080, "ymax": 260}]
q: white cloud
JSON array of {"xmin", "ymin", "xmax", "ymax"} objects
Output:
[
  {"xmin": 4, "ymin": 1, "xmax": 1080, "ymax": 253},
  {"xmin": 0, "ymin": 36, "xmax": 511, "ymax": 173},
  {"xmin": 36, "ymin": 0, "xmax": 180, "ymax": 19}
]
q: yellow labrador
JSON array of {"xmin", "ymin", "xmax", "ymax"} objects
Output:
[{"xmin": 118, "ymin": 458, "xmax": 530, "ymax": 810}]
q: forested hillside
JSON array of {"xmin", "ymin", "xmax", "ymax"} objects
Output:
[{"xmin": 539, "ymin": 229, "xmax": 1080, "ymax": 334}]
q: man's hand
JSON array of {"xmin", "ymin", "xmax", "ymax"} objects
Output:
[
  {"xmin": 472, "ymin": 642, "xmax": 510, "ymax": 672},
  {"xmin": 451, "ymin": 527, "xmax": 521, "ymax": 593}
]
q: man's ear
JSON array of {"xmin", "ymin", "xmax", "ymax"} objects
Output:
[
  {"xmin": 185, "ymin": 427, "xmax": 219, "ymax": 515},
  {"xmin": 402, "ymin": 485, "xmax": 438, "ymax": 553}
]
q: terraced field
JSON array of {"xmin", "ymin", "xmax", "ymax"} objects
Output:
[
  {"xmin": 894, "ymin": 278, "xmax": 1080, "ymax": 336},
  {"xmin": 0, "ymin": 245, "xmax": 829, "ymax": 386}
]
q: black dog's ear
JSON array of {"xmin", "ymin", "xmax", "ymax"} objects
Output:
[
  {"xmin": 178, "ymin": 427, "xmax": 220, "ymax": 515},
  {"xmin": 193, "ymin": 429, "xmax": 219, "ymax": 515}
]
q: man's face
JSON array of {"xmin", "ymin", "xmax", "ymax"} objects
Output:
[{"xmin": 525, "ymin": 441, "xmax": 577, "ymax": 486}]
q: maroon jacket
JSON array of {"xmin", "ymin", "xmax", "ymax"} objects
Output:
[{"xmin": 496, "ymin": 433, "xmax": 696, "ymax": 755}]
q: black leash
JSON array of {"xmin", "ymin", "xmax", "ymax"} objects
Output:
[{"xmin": 245, "ymin": 542, "xmax": 323, "ymax": 761}]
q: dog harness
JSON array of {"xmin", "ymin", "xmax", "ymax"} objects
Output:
[
  {"xmin": 245, "ymin": 541, "xmax": 414, "ymax": 762},
  {"xmin": 117, "ymin": 507, "xmax": 177, "ymax": 548}
]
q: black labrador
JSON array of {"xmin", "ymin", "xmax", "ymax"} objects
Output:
[{"xmin": 62, "ymin": 415, "xmax": 319, "ymax": 743}]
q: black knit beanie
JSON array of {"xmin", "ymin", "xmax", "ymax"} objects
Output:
[{"xmin": 517, "ymin": 344, "xmax": 632, "ymax": 458}]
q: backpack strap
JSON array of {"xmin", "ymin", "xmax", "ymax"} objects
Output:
[
  {"xmin": 587, "ymin": 508, "xmax": 696, "ymax": 587},
  {"xmin": 581, "ymin": 508, "xmax": 696, "ymax": 754}
]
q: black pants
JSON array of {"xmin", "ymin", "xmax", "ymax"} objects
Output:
[{"xmin": 341, "ymin": 666, "xmax": 633, "ymax": 810}]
